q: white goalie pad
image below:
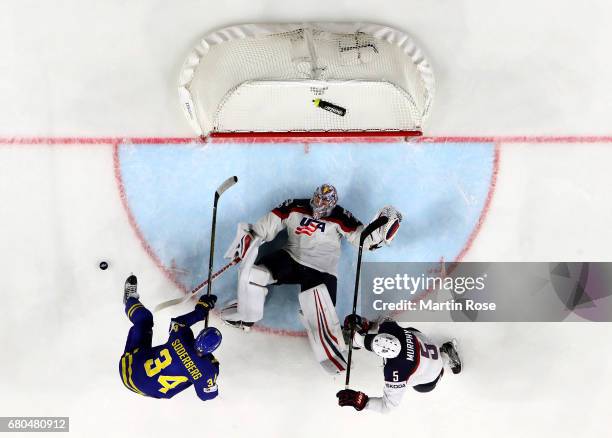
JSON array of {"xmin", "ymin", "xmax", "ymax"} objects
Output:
[
  {"xmin": 222, "ymin": 236, "xmax": 272, "ymax": 323},
  {"xmin": 298, "ymin": 284, "xmax": 347, "ymax": 375},
  {"xmin": 363, "ymin": 205, "xmax": 403, "ymax": 251},
  {"xmin": 249, "ymin": 264, "xmax": 274, "ymax": 286}
]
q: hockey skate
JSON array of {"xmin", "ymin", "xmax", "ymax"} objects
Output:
[
  {"xmin": 440, "ymin": 339, "xmax": 462, "ymax": 374},
  {"xmin": 123, "ymin": 274, "xmax": 139, "ymax": 304},
  {"xmin": 220, "ymin": 300, "xmax": 254, "ymax": 332},
  {"xmin": 223, "ymin": 319, "xmax": 254, "ymax": 332}
]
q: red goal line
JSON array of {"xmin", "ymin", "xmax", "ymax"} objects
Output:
[{"xmin": 1, "ymin": 135, "xmax": 612, "ymax": 146}]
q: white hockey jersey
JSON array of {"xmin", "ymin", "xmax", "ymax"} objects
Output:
[
  {"xmin": 361, "ymin": 322, "xmax": 444, "ymax": 413},
  {"xmin": 251, "ymin": 198, "xmax": 364, "ymax": 276}
]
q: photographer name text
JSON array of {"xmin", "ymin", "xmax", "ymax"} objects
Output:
[{"xmin": 372, "ymin": 298, "xmax": 496, "ymax": 312}]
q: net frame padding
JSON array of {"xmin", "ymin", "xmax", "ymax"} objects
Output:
[{"xmin": 178, "ymin": 23, "xmax": 435, "ymax": 138}]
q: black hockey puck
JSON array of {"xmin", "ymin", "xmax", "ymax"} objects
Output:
[{"xmin": 99, "ymin": 261, "xmax": 109, "ymax": 270}]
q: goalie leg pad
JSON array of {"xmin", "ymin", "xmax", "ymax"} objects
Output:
[
  {"xmin": 298, "ymin": 284, "xmax": 347, "ymax": 374},
  {"xmin": 222, "ymin": 237, "xmax": 270, "ymax": 323},
  {"xmin": 249, "ymin": 264, "xmax": 275, "ymax": 287},
  {"xmin": 238, "ymin": 283, "xmax": 267, "ymax": 323},
  {"xmin": 237, "ymin": 237, "xmax": 267, "ymax": 322}
]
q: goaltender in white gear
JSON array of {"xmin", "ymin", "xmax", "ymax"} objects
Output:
[{"xmin": 221, "ymin": 184, "xmax": 402, "ymax": 373}]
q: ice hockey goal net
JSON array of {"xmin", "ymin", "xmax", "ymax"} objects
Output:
[{"xmin": 178, "ymin": 23, "xmax": 435, "ymax": 139}]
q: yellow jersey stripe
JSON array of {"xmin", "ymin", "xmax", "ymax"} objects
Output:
[
  {"xmin": 127, "ymin": 303, "xmax": 143, "ymax": 318},
  {"xmin": 121, "ymin": 353, "xmax": 145, "ymax": 396},
  {"xmin": 121, "ymin": 355, "xmax": 131, "ymax": 391},
  {"xmin": 127, "ymin": 353, "xmax": 145, "ymax": 396},
  {"xmin": 127, "ymin": 303, "xmax": 143, "ymax": 319},
  {"xmin": 121, "ymin": 354, "xmax": 137, "ymax": 393},
  {"xmin": 121, "ymin": 354, "xmax": 141, "ymax": 394}
]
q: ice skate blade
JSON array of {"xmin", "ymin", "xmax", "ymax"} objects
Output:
[{"xmin": 222, "ymin": 319, "xmax": 253, "ymax": 332}]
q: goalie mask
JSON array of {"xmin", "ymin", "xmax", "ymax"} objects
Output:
[
  {"xmin": 310, "ymin": 184, "xmax": 338, "ymax": 220},
  {"xmin": 371, "ymin": 333, "xmax": 402, "ymax": 359}
]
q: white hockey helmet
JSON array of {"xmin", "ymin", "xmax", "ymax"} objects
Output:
[
  {"xmin": 371, "ymin": 333, "xmax": 402, "ymax": 359},
  {"xmin": 310, "ymin": 184, "xmax": 338, "ymax": 219}
]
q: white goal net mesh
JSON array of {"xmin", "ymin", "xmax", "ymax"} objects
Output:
[{"xmin": 179, "ymin": 23, "xmax": 435, "ymax": 137}]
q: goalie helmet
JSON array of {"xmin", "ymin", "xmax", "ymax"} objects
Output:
[
  {"xmin": 310, "ymin": 184, "xmax": 338, "ymax": 220},
  {"xmin": 371, "ymin": 333, "xmax": 402, "ymax": 358},
  {"xmin": 195, "ymin": 327, "xmax": 222, "ymax": 355}
]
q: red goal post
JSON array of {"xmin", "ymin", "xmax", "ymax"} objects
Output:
[{"xmin": 178, "ymin": 23, "xmax": 435, "ymax": 141}]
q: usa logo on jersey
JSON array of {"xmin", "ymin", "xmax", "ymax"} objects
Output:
[{"xmin": 295, "ymin": 217, "xmax": 326, "ymax": 236}]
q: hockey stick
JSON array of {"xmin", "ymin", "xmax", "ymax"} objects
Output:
[
  {"xmin": 344, "ymin": 215, "xmax": 389, "ymax": 389},
  {"xmin": 153, "ymin": 257, "xmax": 240, "ymax": 313},
  {"xmin": 205, "ymin": 176, "xmax": 238, "ymax": 327}
]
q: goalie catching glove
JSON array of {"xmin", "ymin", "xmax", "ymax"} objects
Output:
[
  {"xmin": 363, "ymin": 205, "xmax": 402, "ymax": 251},
  {"xmin": 224, "ymin": 222, "xmax": 254, "ymax": 261}
]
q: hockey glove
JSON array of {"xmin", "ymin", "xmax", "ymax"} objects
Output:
[
  {"xmin": 363, "ymin": 206, "xmax": 402, "ymax": 251},
  {"xmin": 336, "ymin": 389, "xmax": 369, "ymax": 411},
  {"xmin": 343, "ymin": 314, "xmax": 370, "ymax": 334},
  {"xmin": 196, "ymin": 294, "xmax": 217, "ymax": 313}
]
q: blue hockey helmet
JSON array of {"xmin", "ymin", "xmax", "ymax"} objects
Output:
[{"xmin": 195, "ymin": 327, "xmax": 222, "ymax": 355}]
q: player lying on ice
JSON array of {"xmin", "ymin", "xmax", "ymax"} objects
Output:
[
  {"xmin": 337, "ymin": 316, "xmax": 462, "ymax": 413},
  {"xmin": 120, "ymin": 275, "xmax": 221, "ymax": 400},
  {"xmin": 220, "ymin": 183, "xmax": 402, "ymax": 374}
]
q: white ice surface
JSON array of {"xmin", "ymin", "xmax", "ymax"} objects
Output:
[{"xmin": 0, "ymin": 1, "xmax": 611, "ymax": 437}]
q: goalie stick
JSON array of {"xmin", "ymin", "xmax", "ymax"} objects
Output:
[
  {"xmin": 205, "ymin": 176, "xmax": 238, "ymax": 327},
  {"xmin": 153, "ymin": 257, "xmax": 240, "ymax": 313},
  {"xmin": 344, "ymin": 215, "xmax": 389, "ymax": 388}
]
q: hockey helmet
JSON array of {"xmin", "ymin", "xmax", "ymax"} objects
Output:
[
  {"xmin": 371, "ymin": 333, "xmax": 402, "ymax": 358},
  {"xmin": 310, "ymin": 184, "xmax": 338, "ymax": 219},
  {"xmin": 195, "ymin": 327, "xmax": 222, "ymax": 355}
]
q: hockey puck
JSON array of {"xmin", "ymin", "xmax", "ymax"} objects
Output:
[{"xmin": 99, "ymin": 261, "xmax": 109, "ymax": 270}]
